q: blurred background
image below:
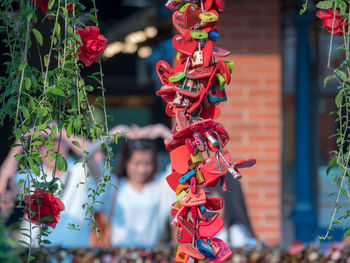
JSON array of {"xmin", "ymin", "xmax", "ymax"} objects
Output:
[{"xmin": 0, "ymin": 0, "xmax": 346, "ymax": 249}]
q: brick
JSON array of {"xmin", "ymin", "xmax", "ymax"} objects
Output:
[
  {"xmin": 217, "ymin": 0, "xmax": 281, "ymax": 244},
  {"xmin": 247, "ymin": 112, "xmax": 280, "ymax": 121}
]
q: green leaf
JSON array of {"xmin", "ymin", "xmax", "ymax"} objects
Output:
[
  {"xmin": 21, "ymin": 106, "xmax": 30, "ymax": 120},
  {"xmin": 85, "ymin": 85, "xmax": 94, "ymax": 92},
  {"xmin": 336, "ymin": 1, "xmax": 347, "ymax": 13},
  {"xmin": 31, "ymin": 140, "xmax": 43, "ymax": 146},
  {"xmin": 45, "ymin": 87, "xmax": 65, "ymax": 96},
  {"xmin": 48, "ymin": 0, "xmax": 55, "ymax": 10},
  {"xmin": 72, "ymin": 140, "xmax": 81, "ymax": 148},
  {"xmin": 49, "ymin": 152, "xmax": 57, "ymax": 163},
  {"xmin": 19, "ymin": 61, "xmax": 27, "ymax": 71},
  {"xmin": 14, "ymin": 153, "xmax": 25, "ymax": 161},
  {"xmin": 54, "ymin": 22, "xmax": 61, "ymax": 38},
  {"xmin": 42, "ymin": 239, "xmax": 52, "ymax": 244},
  {"xmin": 29, "ymin": 160, "xmax": 40, "ymax": 176},
  {"xmin": 341, "ymin": 188, "xmax": 347, "ymax": 197},
  {"xmin": 18, "ymin": 240, "xmax": 30, "ymax": 247},
  {"xmin": 74, "ymin": 116, "xmax": 81, "ymax": 132},
  {"xmin": 89, "ymin": 15, "xmax": 98, "ymax": 25},
  {"xmin": 327, "ymin": 157, "xmax": 337, "ymax": 175},
  {"xmin": 300, "ymin": 2, "xmax": 308, "ymax": 15},
  {"xmin": 335, "ymin": 90, "xmax": 343, "ymax": 108},
  {"xmin": 27, "ymin": 10, "xmax": 34, "ymax": 22},
  {"xmin": 49, "ymin": 125, "xmax": 57, "ymax": 140},
  {"xmin": 66, "ymin": 121, "xmax": 73, "ymax": 138},
  {"xmin": 95, "ymin": 96, "xmax": 104, "ymax": 102},
  {"xmin": 345, "ymin": 229, "xmax": 350, "ymax": 237},
  {"xmin": 336, "ymin": 69, "xmax": 348, "ymax": 82},
  {"xmin": 14, "ymin": 128, "xmax": 22, "ymax": 140},
  {"xmin": 39, "ymin": 215, "xmax": 54, "ymax": 222},
  {"xmin": 316, "ymin": 0, "xmax": 333, "ymax": 9},
  {"xmin": 32, "ymin": 28, "xmax": 43, "ymax": 46},
  {"xmin": 67, "ymin": 25, "xmax": 73, "ymax": 34},
  {"xmin": 57, "ymin": 154, "xmax": 67, "ymax": 172},
  {"xmin": 323, "ymin": 75, "xmax": 335, "ymax": 87},
  {"xmin": 78, "ymin": 79, "xmax": 85, "ymax": 88},
  {"xmin": 44, "ymin": 54, "xmax": 49, "ymax": 67},
  {"xmin": 18, "ymin": 179, "xmax": 24, "ymax": 188},
  {"xmin": 25, "ymin": 77, "xmax": 32, "ymax": 90},
  {"xmin": 29, "ymin": 96, "xmax": 36, "ymax": 111}
]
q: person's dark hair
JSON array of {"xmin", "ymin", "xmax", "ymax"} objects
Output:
[{"xmin": 117, "ymin": 139, "xmax": 158, "ymax": 182}]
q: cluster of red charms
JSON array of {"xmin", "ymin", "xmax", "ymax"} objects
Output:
[{"xmin": 157, "ymin": 0, "xmax": 257, "ymax": 262}]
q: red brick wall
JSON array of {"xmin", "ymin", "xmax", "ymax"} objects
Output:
[{"xmin": 217, "ymin": 0, "xmax": 282, "ymax": 244}]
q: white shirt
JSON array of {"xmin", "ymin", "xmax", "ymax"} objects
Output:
[{"xmin": 102, "ymin": 165, "xmax": 174, "ymax": 249}]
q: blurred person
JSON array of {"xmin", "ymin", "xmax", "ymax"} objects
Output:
[{"xmin": 89, "ymin": 124, "xmax": 174, "ymax": 249}]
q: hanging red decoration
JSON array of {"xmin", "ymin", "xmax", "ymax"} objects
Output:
[{"xmin": 158, "ymin": 1, "xmax": 257, "ymax": 261}]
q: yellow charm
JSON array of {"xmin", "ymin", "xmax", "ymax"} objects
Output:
[
  {"xmin": 199, "ymin": 12, "xmax": 218, "ymax": 23},
  {"xmin": 190, "ymin": 152, "xmax": 204, "ymax": 165}
]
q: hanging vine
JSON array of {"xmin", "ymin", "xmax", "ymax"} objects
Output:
[
  {"xmin": 302, "ymin": 0, "xmax": 350, "ymax": 239},
  {"xmin": 0, "ymin": 0, "xmax": 114, "ymax": 260}
]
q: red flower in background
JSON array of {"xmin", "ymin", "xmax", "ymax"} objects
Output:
[
  {"xmin": 33, "ymin": 0, "xmax": 49, "ymax": 14},
  {"xmin": 33, "ymin": 0, "xmax": 72, "ymax": 15},
  {"xmin": 77, "ymin": 26, "xmax": 107, "ymax": 67},
  {"xmin": 24, "ymin": 189, "xmax": 65, "ymax": 228},
  {"xmin": 316, "ymin": 8, "xmax": 348, "ymax": 36}
]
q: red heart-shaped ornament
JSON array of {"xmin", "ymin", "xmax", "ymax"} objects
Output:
[
  {"xmin": 165, "ymin": 104, "xmax": 176, "ymax": 118},
  {"xmin": 205, "ymin": 197, "xmax": 224, "ymax": 211},
  {"xmin": 179, "ymin": 245, "xmax": 205, "ymax": 260},
  {"xmin": 202, "ymin": 40, "xmax": 214, "ymax": 67},
  {"xmin": 178, "ymin": 216, "xmax": 196, "ymax": 237},
  {"xmin": 210, "ymin": 238, "xmax": 232, "ymax": 262},
  {"xmin": 203, "ymin": 150, "xmax": 231, "ymax": 175},
  {"xmin": 184, "ymin": 4, "xmax": 201, "ymax": 28},
  {"xmin": 156, "ymin": 61, "xmax": 176, "ymax": 86},
  {"xmin": 173, "ymin": 35, "xmax": 198, "ymax": 56},
  {"xmin": 199, "ymin": 101, "xmax": 221, "ymax": 120},
  {"xmin": 177, "ymin": 227, "xmax": 193, "ymax": 244},
  {"xmin": 173, "ymin": 11, "xmax": 191, "ymax": 39},
  {"xmin": 166, "ymin": 171, "xmax": 184, "ymax": 191},
  {"xmin": 204, "ymin": 0, "xmax": 214, "ymax": 10},
  {"xmin": 187, "ymin": 64, "xmax": 215, "ymax": 79},
  {"xmin": 198, "ymin": 218, "xmax": 224, "ymax": 237},
  {"xmin": 213, "ymin": 0, "xmax": 225, "ymax": 12},
  {"xmin": 180, "ymin": 187, "xmax": 206, "ymax": 206},
  {"xmin": 170, "ymin": 145, "xmax": 190, "ymax": 174}
]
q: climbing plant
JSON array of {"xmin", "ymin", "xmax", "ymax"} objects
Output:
[
  {"xmin": 302, "ymin": 0, "xmax": 350, "ymax": 239},
  {"xmin": 0, "ymin": 0, "xmax": 113, "ymax": 260}
]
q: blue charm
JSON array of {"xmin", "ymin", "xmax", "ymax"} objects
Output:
[
  {"xmin": 196, "ymin": 239, "xmax": 216, "ymax": 259},
  {"xmin": 199, "ymin": 205, "xmax": 218, "ymax": 221},
  {"xmin": 199, "ymin": 205, "xmax": 207, "ymax": 213},
  {"xmin": 179, "ymin": 170, "xmax": 196, "ymax": 183},
  {"xmin": 209, "ymin": 30, "xmax": 219, "ymax": 42}
]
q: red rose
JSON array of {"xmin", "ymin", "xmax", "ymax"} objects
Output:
[
  {"xmin": 24, "ymin": 189, "xmax": 65, "ymax": 228},
  {"xmin": 33, "ymin": 0, "xmax": 49, "ymax": 14},
  {"xmin": 33, "ymin": 0, "xmax": 72, "ymax": 15},
  {"xmin": 316, "ymin": 8, "xmax": 348, "ymax": 36},
  {"xmin": 77, "ymin": 26, "xmax": 107, "ymax": 67}
]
